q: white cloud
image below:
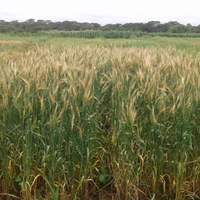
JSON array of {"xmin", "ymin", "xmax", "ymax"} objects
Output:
[{"xmin": 0, "ymin": 0, "xmax": 200, "ymax": 25}]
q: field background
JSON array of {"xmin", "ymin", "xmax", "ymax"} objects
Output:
[{"xmin": 1, "ymin": 34, "xmax": 200, "ymax": 200}]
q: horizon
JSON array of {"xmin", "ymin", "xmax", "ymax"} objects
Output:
[
  {"xmin": 1, "ymin": 0, "xmax": 200, "ymax": 26},
  {"xmin": 0, "ymin": 18, "xmax": 199, "ymax": 27}
]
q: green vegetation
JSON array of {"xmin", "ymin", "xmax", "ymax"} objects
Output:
[
  {"xmin": 1, "ymin": 19, "xmax": 200, "ymax": 34},
  {"xmin": 9, "ymin": 30, "xmax": 132, "ymax": 39},
  {"xmin": 148, "ymin": 32, "xmax": 200, "ymax": 37},
  {"xmin": 0, "ymin": 36, "xmax": 200, "ymax": 199},
  {"xmin": 7, "ymin": 30, "xmax": 200, "ymax": 40}
]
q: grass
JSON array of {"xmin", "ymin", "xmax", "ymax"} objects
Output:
[{"xmin": 0, "ymin": 35, "xmax": 200, "ymax": 199}]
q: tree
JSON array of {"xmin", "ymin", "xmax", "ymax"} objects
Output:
[
  {"xmin": 25, "ymin": 18, "xmax": 35, "ymax": 24},
  {"xmin": 45, "ymin": 20, "xmax": 53, "ymax": 24},
  {"xmin": 21, "ymin": 19, "xmax": 36, "ymax": 31},
  {"xmin": 168, "ymin": 24, "xmax": 189, "ymax": 33},
  {"xmin": 186, "ymin": 23, "xmax": 192, "ymax": 32},
  {"xmin": 90, "ymin": 23, "xmax": 101, "ymax": 29},
  {"xmin": 192, "ymin": 25, "xmax": 200, "ymax": 33},
  {"xmin": 79, "ymin": 22, "xmax": 92, "ymax": 30},
  {"xmin": 122, "ymin": 23, "xmax": 143, "ymax": 31},
  {"xmin": 142, "ymin": 21, "xmax": 161, "ymax": 32},
  {"xmin": 37, "ymin": 19, "xmax": 46, "ymax": 24},
  {"xmin": 156, "ymin": 23, "xmax": 170, "ymax": 32},
  {"xmin": 100, "ymin": 24, "xmax": 122, "ymax": 31}
]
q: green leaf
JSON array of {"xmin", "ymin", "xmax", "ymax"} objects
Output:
[
  {"xmin": 15, "ymin": 176, "xmax": 21, "ymax": 182},
  {"xmin": 92, "ymin": 173, "xmax": 97, "ymax": 178},
  {"xmin": 99, "ymin": 174, "xmax": 106, "ymax": 183}
]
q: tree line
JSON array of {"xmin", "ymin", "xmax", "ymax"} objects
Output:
[{"xmin": 0, "ymin": 19, "xmax": 200, "ymax": 34}]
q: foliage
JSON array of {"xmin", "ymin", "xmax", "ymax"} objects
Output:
[
  {"xmin": 1, "ymin": 19, "xmax": 200, "ymax": 34},
  {"xmin": 10, "ymin": 30, "xmax": 132, "ymax": 39},
  {"xmin": 8, "ymin": 29, "xmax": 200, "ymax": 40},
  {"xmin": 147, "ymin": 32, "xmax": 200, "ymax": 37}
]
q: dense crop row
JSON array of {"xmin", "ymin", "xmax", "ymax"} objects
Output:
[
  {"xmin": 1, "ymin": 41, "xmax": 200, "ymax": 199},
  {"xmin": 148, "ymin": 32, "xmax": 200, "ymax": 37},
  {"xmin": 9, "ymin": 30, "xmax": 132, "ymax": 39},
  {"xmin": 131, "ymin": 31, "xmax": 200, "ymax": 37},
  {"xmin": 10, "ymin": 30, "xmax": 200, "ymax": 39},
  {"xmin": 40, "ymin": 30, "xmax": 132, "ymax": 38}
]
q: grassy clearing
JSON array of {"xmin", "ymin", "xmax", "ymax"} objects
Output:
[{"xmin": 0, "ymin": 36, "xmax": 200, "ymax": 199}]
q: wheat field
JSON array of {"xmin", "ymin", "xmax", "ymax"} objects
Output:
[{"xmin": 0, "ymin": 37, "xmax": 200, "ymax": 199}]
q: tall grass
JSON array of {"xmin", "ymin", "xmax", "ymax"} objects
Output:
[
  {"xmin": 9, "ymin": 30, "xmax": 132, "ymax": 39},
  {"xmin": 148, "ymin": 32, "xmax": 200, "ymax": 37},
  {"xmin": 0, "ymin": 41, "xmax": 200, "ymax": 199}
]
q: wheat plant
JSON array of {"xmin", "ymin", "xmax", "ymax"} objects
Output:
[{"xmin": 0, "ymin": 39, "xmax": 200, "ymax": 199}]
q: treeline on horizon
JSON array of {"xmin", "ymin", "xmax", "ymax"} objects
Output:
[{"xmin": 1, "ymin": 19, "xmax": 200, "ymax": 34}]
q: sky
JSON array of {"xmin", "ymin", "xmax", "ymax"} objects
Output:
[{"xmin": 1, "ymin": 0, "xmax": 200, "ymax": 26}]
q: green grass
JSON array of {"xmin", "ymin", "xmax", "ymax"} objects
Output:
[
  {"xmin": 2, "ymin": 32, "xmax": 200, "ymax": 51},
  {"xmin": 44, "ymin": 35, "xmax": 200, "ymax": 52}
]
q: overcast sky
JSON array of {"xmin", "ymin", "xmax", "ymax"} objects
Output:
[{"xmin": 1, "ymin": 0, "xmax": 200, "ymax": 25}]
